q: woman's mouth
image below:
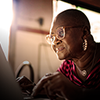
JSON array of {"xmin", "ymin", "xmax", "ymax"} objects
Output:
[{"xmin": 56, "ymin": 46, "xmax": 65, "ymax": 53}]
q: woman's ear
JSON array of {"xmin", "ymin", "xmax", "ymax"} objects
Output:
[{"xmin": 82, "ymin": 26, "xmax": 90, "ymax": 39}]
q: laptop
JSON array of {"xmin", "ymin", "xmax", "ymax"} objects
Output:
[
  {"xmin": 0, "ymin": 44, "xmax": 49, "ymax": 100},
  {"xmin": 0, "ymin": 44, "xmax": 23, "ymax": 100}
]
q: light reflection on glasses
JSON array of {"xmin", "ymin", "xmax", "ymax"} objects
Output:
[{"xmin": 46, "ymin": 25, "xmax": 84, "ymax": 44}]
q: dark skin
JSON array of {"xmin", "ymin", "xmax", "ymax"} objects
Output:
[
  {"xmin": 17, "ymin": 9, "xmax": 100, "ymax": 100},
  {"xmin": 32, "ymin": 72, "xmax": 100, "ymax": 100}
]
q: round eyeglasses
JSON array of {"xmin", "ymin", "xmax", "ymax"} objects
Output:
[{"xmin": 45, "ymin": 25, "xmax": 84, "ymax": 44}]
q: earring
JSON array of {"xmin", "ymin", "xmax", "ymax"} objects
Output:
[{"xmin": 83, "ymin": 39, "xmax": 87, "ymax": 51}]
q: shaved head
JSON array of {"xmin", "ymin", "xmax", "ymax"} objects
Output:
[
  {"xmin": 52, "ymin": 9, "xmax": 90, "ymax": 31},
  {"xmin": 49, "ymin": 9, "xmax": 95, "ymax": 61}
]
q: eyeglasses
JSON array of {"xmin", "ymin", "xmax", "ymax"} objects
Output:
[{"xmin": 45, "ymin": 25, "xmax": 83, "ymax": 44}]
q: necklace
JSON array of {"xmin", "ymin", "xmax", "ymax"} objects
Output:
[
  {"xmin": 76, "ymin": 44, "xmax": 97, "ymax": 77},
  {"xmin": 76, "ymin": 66, "xmax": 87, "ymax": 76}
]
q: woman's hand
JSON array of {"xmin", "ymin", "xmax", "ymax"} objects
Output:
[{"xmin": 31, "ymin": 72, "xmax": 69, "ymax": 99}]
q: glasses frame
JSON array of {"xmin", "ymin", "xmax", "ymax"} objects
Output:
[{"xmin": 46, "ymin": 25, "xmax": 84, "ymax": 44}]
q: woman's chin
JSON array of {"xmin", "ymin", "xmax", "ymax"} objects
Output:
[{"xmin": 56, "ymin": 52, "xmax": 65, "ymax": 60}]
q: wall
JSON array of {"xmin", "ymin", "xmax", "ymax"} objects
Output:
[{"xmin": 9, "ymin": 0, "xmax": 62, "ymax": 83}]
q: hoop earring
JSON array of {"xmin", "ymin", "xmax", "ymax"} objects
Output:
[{"xmin": 83, "ymin": 39, "xmax": 87, "ymax": 51}]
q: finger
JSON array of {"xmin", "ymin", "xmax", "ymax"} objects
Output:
[
  {"xmin": 31, "ymin": 76, "xmax": 48, "ymax": 97},
  {"xmin": 43, "ymin": 81, "xmax": 57, "ymax": 100},
  {"xmin": 43, "ymin": 80, "xmax": 57, "ymax": 95},
  {"xmin": 50, "ymin": 74, "xmax": 64, "ymax": 91},
  {"xmin": 44, "ymin": 74, "xmax": 64, "ymax": 96},
  {"xmin": 31, "ymin": 72, "xmax": 60, "ymax": 97},
  {"xmin": 44, "ymin": 72, "xmax": 60, "ymax": 81},
  {"xmin": 45, "ymin": 72, "xmax": 52, "ymax": 76},
  {"xmin": 43, "ymin": 73, "xmax": 62, "ymax": 99}
]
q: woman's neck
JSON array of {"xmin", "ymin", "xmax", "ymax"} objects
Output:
[{"xmin": 73, "ymin": 42, "xmax": 97, "ymax": 71}]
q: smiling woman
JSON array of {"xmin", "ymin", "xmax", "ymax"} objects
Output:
[{"xmin": 0, "ymin": 0, "xmax": 13, "ymax": 60}]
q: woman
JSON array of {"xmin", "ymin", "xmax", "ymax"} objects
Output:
[{"xmin": 18, "ymin": 9, "xmax": 100, "ymax": 100}]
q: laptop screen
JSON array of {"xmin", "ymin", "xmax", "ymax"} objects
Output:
[{"xmin": 0, "ymin": 45, "xmax": 23, "ymax": 100}]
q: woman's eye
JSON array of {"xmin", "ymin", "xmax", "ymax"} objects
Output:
[{"xmin": 59, "ymin": 30, "xmax": 64, "ymax": 37}]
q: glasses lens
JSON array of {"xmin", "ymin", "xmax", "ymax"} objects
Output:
[
  {"xmin": 45, "ymin": 35, "xmax": 55, "ymax": 44},
  {"xmin": 56, "ymin": 27, "xmax": 65, "ymax": 40}
]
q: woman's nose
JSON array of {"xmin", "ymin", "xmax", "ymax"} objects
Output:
[{"xmin": 52, "ymin": 36, "xmax": 61, "ymax": 45}]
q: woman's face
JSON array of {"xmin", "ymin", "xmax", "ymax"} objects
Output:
[{"xmin": 50, "ymin": 20, "xmax": 84, "ymax": 60}]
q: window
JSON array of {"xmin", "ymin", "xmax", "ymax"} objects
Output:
[
  {"xmin": 53, "ymin": 0, "xmax": 100, "ymax": 42},
  {"xmin": 0, "ymin": 0, "xmax": 13, "ymax": 60}
]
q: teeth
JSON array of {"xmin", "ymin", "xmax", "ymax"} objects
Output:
[
  {"xmin": 56, "ymin": 48, "xmax": 58, "ymax": 51},
  {"xmin": 56, "ymin": 46, "xmax": 64, "ymax": 53},
  {"xmin": 56, "ymin": 48, "xmax": 58, "ymax": 53}
]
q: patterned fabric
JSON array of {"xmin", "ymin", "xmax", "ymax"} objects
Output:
[{"xmin": 57, "ymin": 59, "xmax": 100, "ymax": 89}]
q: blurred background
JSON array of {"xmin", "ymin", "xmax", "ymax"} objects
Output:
[{"xmin": 0, "ymin": 0, "xmax": 100, "ymax": 83}]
